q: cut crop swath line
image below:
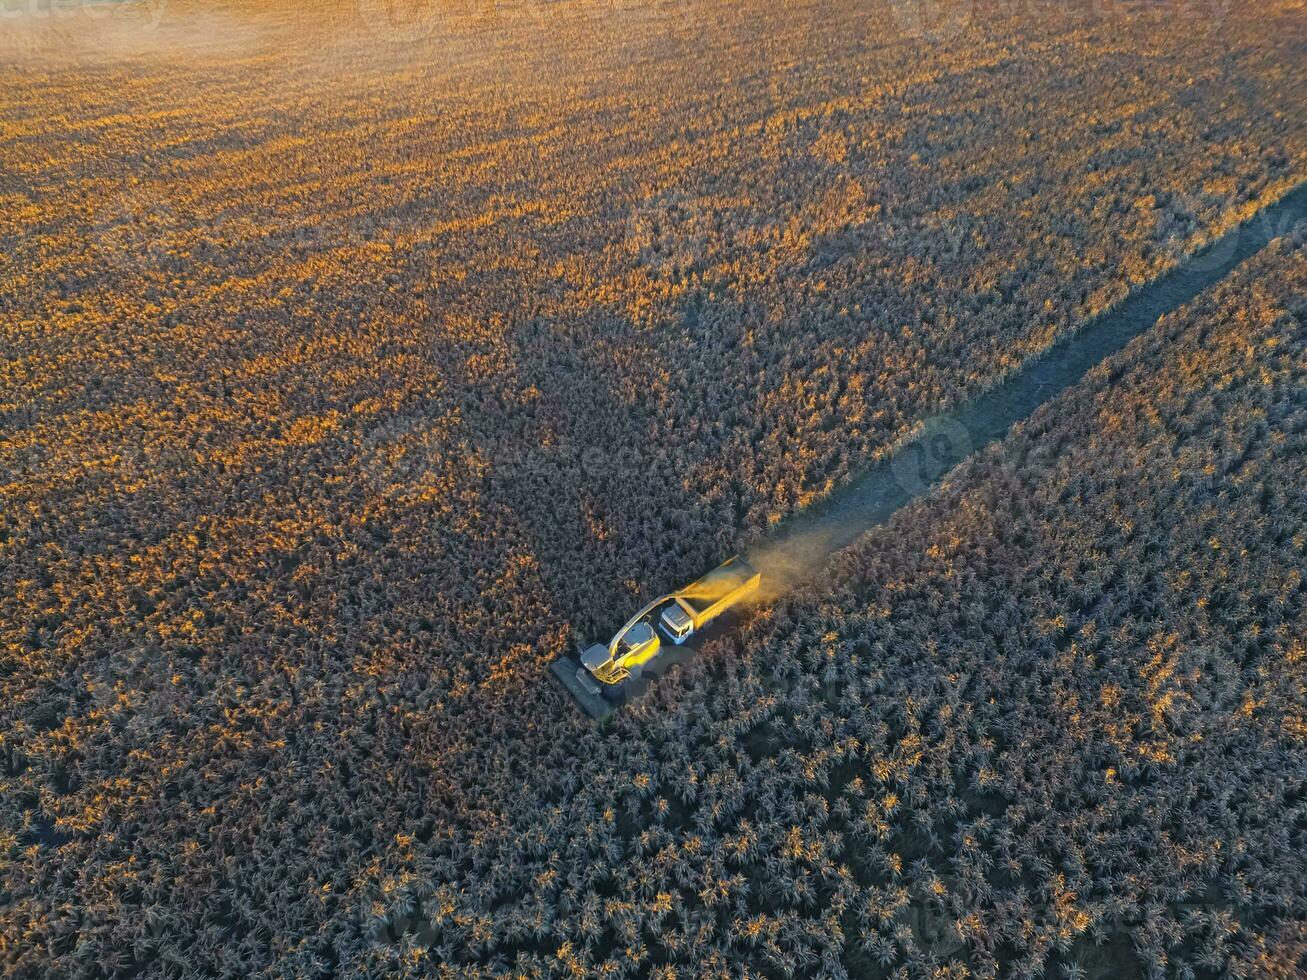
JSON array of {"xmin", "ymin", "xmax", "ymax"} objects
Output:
[{"xmin": 749, "ymin": 180, "xmax": 1307, "ymax": 590}]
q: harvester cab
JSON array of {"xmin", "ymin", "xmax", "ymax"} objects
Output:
[{"xmin": 580, "ymin": 620, "xmax": 660, "ymax": 684}]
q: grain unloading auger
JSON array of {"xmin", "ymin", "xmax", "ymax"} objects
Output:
[{"xmin": 551, "ymin": 556, "xmax": 761, "ymax": 721}]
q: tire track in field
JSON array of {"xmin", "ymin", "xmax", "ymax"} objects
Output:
[{"xmin": 747, "ymin": 180, "xmax": 1307, "ymax": 596}]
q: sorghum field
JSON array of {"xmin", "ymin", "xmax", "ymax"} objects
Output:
[{"xmin": 1, "ymin": 0, "xmax": 1304, "ymax": 976}]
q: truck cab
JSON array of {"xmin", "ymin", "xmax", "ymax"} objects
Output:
[{"xmin": 659, "ymin": 601, "xmax": 695, "ymax": 643}]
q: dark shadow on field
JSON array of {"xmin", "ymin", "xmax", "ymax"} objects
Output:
[{"xmin": 480, "ymin": 309, "xmax": 725, "ymax": 647}]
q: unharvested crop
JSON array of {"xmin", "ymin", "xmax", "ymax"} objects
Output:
[{"xmin": 1, "ymin": 0, "xmax": 1305, "ymax": 975}]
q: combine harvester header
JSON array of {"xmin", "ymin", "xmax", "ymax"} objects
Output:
[{"xmin": 551, "ymin": 557, "xmax": 760, "ymax": 721}]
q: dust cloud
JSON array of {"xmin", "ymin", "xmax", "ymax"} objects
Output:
[{"xmin": 744, "ymin": 525, "xmax": 843, "ymax": 603}]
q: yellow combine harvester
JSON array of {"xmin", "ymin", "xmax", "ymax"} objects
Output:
[{"xmin": 551, "ymin": 556, "xmax": 761, "ymax": 720}]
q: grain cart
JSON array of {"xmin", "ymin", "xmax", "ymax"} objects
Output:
[{"xmin": 551, "ymin": 556, "xmax": 761, "ymax": 720}]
